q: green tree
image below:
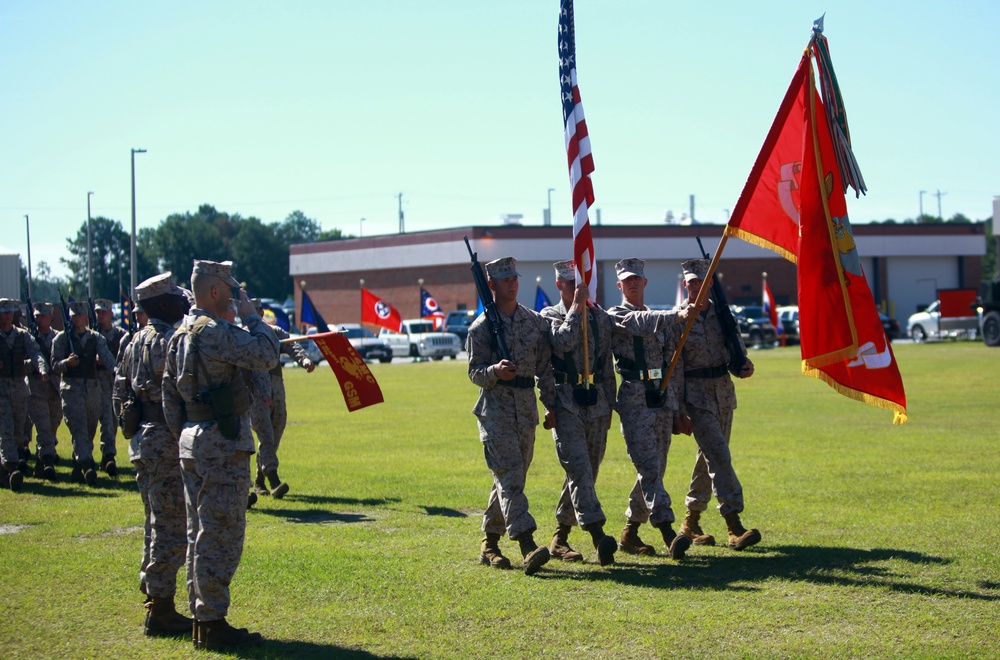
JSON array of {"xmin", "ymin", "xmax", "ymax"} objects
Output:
[
  {"xmin": 276, "ymin": 210, "xmax": 322, "ymax": 246},
  {"xmin": 20, "ymin": 259, "xmax": 67, "ymax": 304},
  {"xmin": 152, "ymin": 212, "xmax": 226, "ymax": 284},
  {"xmin": 60, "ymin": 216, "xmax": 155, "ymax": 299},
  {"xmin": 318, "ymin": 227, "xmax": 351, "ymax": 241},
  {"xmin": 231, "ymin": 216, "xmax": 286, "ymax": 298}
]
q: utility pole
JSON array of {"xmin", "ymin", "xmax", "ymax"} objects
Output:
[
  {"xmin": 934, "ymin": 189, "xmax": 946, "ymax": 220},
  {"xmin": 689, "ymin": 194, "xmax": 696, "ymax": 224},
  {"xmin": 87, "ymin": 191, "xmax": 94, "ymax": 298},
  {"xmin": 919, "ymin": 190, "xmax": 926, "ymax": 221},
  {"xmin": 24, "ymin": 215, "xmax": 32, "ymax": 299},
  {"xmin": 130, "ymin": 148, "xmax": 147, "ymax": 298},
  {"xmin": 545, "ymin": 188, "xmax": 555, "ymax": 226},
  {"xmin": 397, "ymin": 192, "xmax": 404, "ymax": 233}
]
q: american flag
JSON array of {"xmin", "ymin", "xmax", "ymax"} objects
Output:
[{"xmin": 559, "ymin": 0, "xmax": 596, "ymax": 300}]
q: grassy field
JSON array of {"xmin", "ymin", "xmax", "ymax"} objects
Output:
[{"xmin": 1, "ymin": 341, "xmax": 998, "ymax": 658}]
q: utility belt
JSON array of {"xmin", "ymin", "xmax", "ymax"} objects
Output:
[
  {"xmin": 685, "ymin": 364, "xmax": 729, "ymax": 379},
  {"xmin": 554, "ymin": 371, "xmax": 604, "ymax": 386},
  {"xmin": 185, "ymin": 386, "xmax": 251, "ymax": 423},
  {"xmin": 269, "ymin": 364, "xmax": 283, "ymax": 378},
  {"xmin": 495, "ymin": 376, "xmax": 535, "ymax": 389},
  {"xmin": 139, "ymin": 400, "xmax": 166, "ymax": 425},
  {"xmin": 620, "ymin": 368, "xmax": 663, "ymax": 382}
]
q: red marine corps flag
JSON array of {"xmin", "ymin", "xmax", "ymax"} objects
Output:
[
  {"xmin": 726, "ymin": 17, "xmax": 906, "ymax": 424},
  {"xmin": 361, "ymin": 288, "xmax": 402, "ymax": 332},
  {"xmin": 559, "ymin": 0, "xmax": 597, "ymax": 300},
  {"xmin": 293, "ymin": 332, "xmax": 384, "ymax": 411}
]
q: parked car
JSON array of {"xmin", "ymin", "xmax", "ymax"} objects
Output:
[
  {"xmin": 879, "ymin": 312, "xmax": 901, "ymax": 342},
  {"xmin": 906, "ymin": 300, "xmax": 979, "ymax": 342},
  {"xmin": 777, "ymin": 305, "xmax": 799, "ymax": 344},
  {"xmin": 378, "ymin": 319, "xmax": 462, "ymax": 359},
  {"xmin": 730, "ymin": 305, "xmax": 778, "ymax": 348},
  {"xmin": 337, "ymin": 324, "xmax": 393, "ymax": 363},
  {"xmin": 444, "ymin": 310, "xmax": 477, "ymax": 346}
]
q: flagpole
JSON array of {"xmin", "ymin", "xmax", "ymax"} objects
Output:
[
  {"xmin": 660, "ymin": 234, "xmax": 731, "ymax": 393},
  {"xmin": 581, "ymin": 298, "xmax": 591, "ymax": 392}
]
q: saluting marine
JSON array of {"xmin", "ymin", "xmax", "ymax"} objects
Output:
[
  {"xmin": 539, "ymin": 260, "xmax": 618, "ymax": 566},
  {"xmin": 162, "ymin": 260, "xmax": 278, "ymax": 650}
]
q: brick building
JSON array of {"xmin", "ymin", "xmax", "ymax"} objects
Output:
[{"xmin": 289, "ymin": 223, "xmax": 986, "ymax": 329}]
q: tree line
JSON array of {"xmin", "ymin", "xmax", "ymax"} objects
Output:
[{"xmin": 19, "ymin": 206, "xmax": 350, "ymax": 303}]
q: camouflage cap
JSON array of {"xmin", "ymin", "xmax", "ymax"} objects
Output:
[
  {"xmin": 615, "ymin": 258, "xmax": 645, "ymax": 281},
  {"xmin": 682, "ymin": 258, "xmax": 710, "ymax": 282},
  {"xmin": 0, "ymin": 298, "xmax": 19, "ymax": 313},
  {"xmin": 553, "ymin": 259, "xmax": 576, "ymax": 281},
  {"xmin": 485, "ymin": 256, "xmax": 519, "ymax": 280},
  {"xmin": 136, "ymin": 272, "xmax": 186, "ymax": 301},
  {"xmin": 93, "ymin": 298, "xmax": 114, "ymax": 311},
  {"xmin": 33, "ymin": 302, "xmax": 54, "ymax": 316},
  {"xmin": 192, "ymin": 259, "xmax": 240, "ymax": 287},
  {"xmin": 69, "ymin": 301, "xmax": 90, "ymax": 315}
]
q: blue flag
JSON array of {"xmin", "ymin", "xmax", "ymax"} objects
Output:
[
  {"xmin": 534, "ymin": 285, "xmax": 552, "ymax": 312},
  {"xmin": 300, "ymin": 290, "xmax": 330, "ymax": 333},
  {"xmin": 261, "ymin": 303, "xmax": 291, "ymax": 332}
]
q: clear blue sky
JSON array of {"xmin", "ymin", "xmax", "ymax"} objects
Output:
[{"xmin": 2, "ymin": 1, "xmax": 997, "ymax": 278}]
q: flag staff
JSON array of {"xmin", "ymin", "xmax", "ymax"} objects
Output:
[{"xmin": 25, "ymin": 215, "xmax": 33, "ymax": 299}]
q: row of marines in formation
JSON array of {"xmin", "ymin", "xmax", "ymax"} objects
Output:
[
  {"xmin": 468, "ymin": 255, "xmax": 762, "ymax": 576},
  {"xmin": 0, "ymin": 259, "xmax": 313, "ymax": 650}
]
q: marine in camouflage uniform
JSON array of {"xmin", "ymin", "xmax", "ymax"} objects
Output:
[
  {"xmin": 248, "ymin": 298, "xmax": 315, "ymax": 499},
  {"xmin": 675, "ymin": 258, "xmax": 761, "ymax": 551},
  {"xmin": 113, "ymin": 273, "xmax": 193, "ymax": 636},
  {"xmin": 26, "ymin": 303, "xmax": 62, "ymax": 480},
  {"xmin": 539, "ymin": 260, "xmax": 618, "ymax": 566},
  {"xmin": 607, "ymin": 258, "xmax": 694, "ymax": 560},
  {"xmin": 50, "ymin": 301, "xmax": 116, "ymax": 487},
  {"xmin": 468, "ymin": 256, "xmax": 555, "ymax": 576},
  {"xmin": 1, "ymin": 298, "xmax": 48, "ymax": 491},
  {"xmin": 162, "ymin": 260, "xmax": 277, "ymax": 650},
  {"xmin": 95, "ymin": 298, "xmax": 128, "ymax": 476}
]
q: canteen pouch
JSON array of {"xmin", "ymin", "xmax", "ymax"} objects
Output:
[
  {"xmin": 644, "ymin": 389, "xmax": 664, "ymax": 409},
  {"xmin": 573, "ymin": 388, "xmax": 598, "ymax": 407},
  {"xmin": 206, "ymin": 384, "xmax": 239, "ymax": 440},
  {"xmin": 119, "ymin": 397, "xmax": 141, "ymax": 439}
]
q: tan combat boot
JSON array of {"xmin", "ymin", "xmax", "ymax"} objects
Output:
[
  {"xmin": 678, "ymin": 509, "xmax": 716, "ymax": 546},
  {"xmin": 549, "ymin": 523, "xmax": 583, "ymax": 562},
  {"xmin": 253, "ymin": 468, "xmax": 269, "ymax": 496},
  {"xmin": 193, "ymin": 618, "xmax": 263, "ymax": 650},
  {"xmin": 479, "ymin": 533, "xmax": 511, "ymax": 569},
  {"xmin": 724, "ymin": 511, "xmax": 761, "ymax": 551},
  {"xmin": 265, "ymin": 469, "xmax": 289, "ymax": 499},
  {"xmin": 618, "ymin": 521, "xmax": 656, "ymax": 556},
  {"xmin": 144, "ymin": 597, "xmax": 194, "ymax": 637},
  {"xmin": 658, "ymin": 522, "xmax": 692, "ymax": 560},
  {"xmin": 517, "ymin": 532, "xmax": 550, "ymax": 576}
]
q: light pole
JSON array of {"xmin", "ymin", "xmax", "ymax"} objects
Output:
[
  {"xmin": 24, "ymin": 215, "xmax": 32, "ymax": 299},
  {"xmin": 130, "ymin": 148, "xmax": 146, "ymax": 298},
  {"xmin": 919, "ymin": 190, "xmax": 926, "ymax": 221},
  {"xmin": 546, "ymin": 188, "xmax": 555, "ymax": 226},
  {"xmin": 360, "ymin": 217, "xmax": 365, "ymax": 238},
  {"xmin": 87, "ymin": 191, "xmax": 94, "ymax": 299}
]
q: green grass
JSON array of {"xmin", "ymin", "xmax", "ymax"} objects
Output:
[{"xmin": 1, "ymin": 343, "xmax": 999, "ymax": 658}]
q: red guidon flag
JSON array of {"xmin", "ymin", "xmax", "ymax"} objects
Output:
[
  {"xmin": 361, "ymin": 288, "xmax": 402, "ymax": 332},
  {"xmin": 797, "ymin": 55, "xmax": 907, "ymax": 424},
  {"xmin": 308, "ymin": 332, "xmax": 384, "ymax": 411},
  {"xmin": 724, "ymin": 56, "xmax": 809, "ymax": 263}
]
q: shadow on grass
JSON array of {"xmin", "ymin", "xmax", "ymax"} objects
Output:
[
  {"xmin": 536, "ymin": 544, "xmax": 996, "ymax": 601},
  {"xmin": 283, "ymin": 494, "xmax": 402, "ymax": 507},
  {"xmin": 252, "ymin": 508, "xmax": 373, "ymax": 525},
  {"xmin": 16, "ymin": 481, "xmax": 121, "ymax": 499},
  {"xmin": 216, "ymin": 639, "xmax": 417, "ymax": 659},
  {"xmin": 421, "ymin": 506, "xmax": 468, "ymax": 518}
]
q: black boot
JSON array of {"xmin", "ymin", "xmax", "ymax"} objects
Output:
[
  {"xmin": 657, "ymin": 522, "xmax": 692, "ymax": 560},
  {"xmin": 101, "ymin": 453, "xmax": 118, "ymax": 477},
  {"xmin": 83, "ymin": 459, "xmax": 98, "ymax": 487},
  {"xmin": 587, "ymin": 523, "xmax": 618, "ymax": 567},
  {"xmin": 41, "ymin": 455, "xmax": 57, "ymax": 482},
  {"xmin": 3, "ymin": 462, "xmax": 23, "ymax": 492}
]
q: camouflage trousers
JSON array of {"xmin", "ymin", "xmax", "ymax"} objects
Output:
[
  {"xmin": 135, "ymin": 452, "xmax": 186, "ymax": 599},
  {"xmin": 479, "ymin": 418, "xmax": 538, "ymax": 541},
  {"xmin": 60, "ymin": 379, "xmax": 102, "ymax": 465},
  {"xmin": 0, "ymin": 378, "xmax": 29, "ymax": 465},
  {"xmin": 619, "ymin": 390, "xmax": 677, "ymax": 528},
  {"xmin": 97, "ymin": 371, "xmax": 117, "ymax": 457},
  {"xmin": 552, "ymin": 408, "xmax": 609, "ymax": 529},
  {"xmin": 251, "ymin": 378, "xmax": 287, "ymax": 474},
  {"xmin": 685, "ymin": 404, "xmax": 744, "ymax": 516},
  {"xmin": 27, "ymin": 376, "xmax": 61, "ymax": 459},
  {"xmin": 181, "ymin": 450, "xmax": 251, "ymax": 620}
]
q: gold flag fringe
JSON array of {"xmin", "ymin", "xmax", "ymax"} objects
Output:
[
  {"xmin": 802, "ymin": 363, "xmax": 908, "ymax": 425},
  {"xmin": 724, "ymin": 226, "xmax": 798, "ymax": 264}
]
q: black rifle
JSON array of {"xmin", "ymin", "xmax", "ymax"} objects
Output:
[
  {"xmin": 23, "ymin": 296, "xmax": 39, "ymax": 339},
  {"xmin": 463, "ymin": 236, "xmax": 511, "ymax": 361},
  {"xmin": 59, "ymin": 291, "xmax": 81, "ymax": 355},
  {"xmin": 87, "ymin": 296, "xmax": 98, "ymax": 330},
  {"xmin": 696, "ymin": 236, "xmax": 748, "ymax": 375}
]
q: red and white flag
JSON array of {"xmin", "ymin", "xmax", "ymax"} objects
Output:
[
  {"xmin": 559, "ymin": 0, "xmax": 596, "ymax": 300},
  {"xmin": 361, "ymin": 288, "xmax": 402, "ymax": 332},
  {"xmin": 762, "ymin": 277, "xmax": 779, "ymax": 331}
]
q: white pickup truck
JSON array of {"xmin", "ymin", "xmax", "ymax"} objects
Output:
[
  {"xmin": 378, "ymin": 319, "xmax": 462, "ymax": 359},
  {"xmin": 906, "ymin": 300, "xmax": 979, "ymax": 342}
]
